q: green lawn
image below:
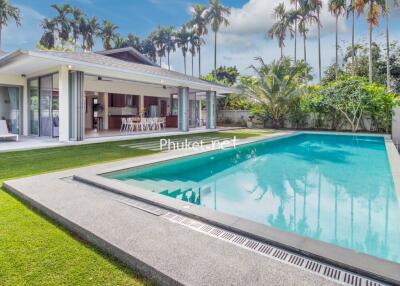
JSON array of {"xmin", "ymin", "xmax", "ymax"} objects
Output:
[{"xmin": 0, "ymin": 129, "xmax": 272, "ymax": 285}]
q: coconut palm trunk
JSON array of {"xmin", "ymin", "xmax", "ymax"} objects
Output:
[
  {"xmin": 351, "ymin": 6, "xmax": 355, "ymax": 67},
  {"xmin": 317, "ymin": 10, "xmax": 322, "ymax": 81},
  {"xmin": 198, "ymin": 46, "xmax": 201, "ymax": 77},
  {"xmin": 335, "ymin": 14, "xmax": 339, "ymax": 79},
  {"xmin": 184, "ymin": 54, "xmax": 187, "ymax": 75},
  {"xmin": 192, "ymin": 54, "xmax": 194, "ymax": 76},
  {"xmin": 0, "ymin": 25, "xmax": 2, "ymax": 50},
  {"xmin": 303, "ymin": 32, "xmax": 307, "ymax": 65},
  {"xmin": 214, "ymin": 31, "xmax": 217, "ymax": 73},
  {"xmin": 294, "ymin": 0, "xmax": 298, "ymax": 61},
  {"xmin": 368, "ymin": 0, "xmax": 373, "ymax": 83},
  {"xmin": 168, "ymin": 51, "xmax": 171, "ymax": 70},
  {"xmin": 385, "ymin": 0, "xmax": 390, "ymax": 90}
]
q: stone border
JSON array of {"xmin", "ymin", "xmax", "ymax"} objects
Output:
[{"xmin": 74, "ymin": 131, "xmax": 400, "ymax": 285}]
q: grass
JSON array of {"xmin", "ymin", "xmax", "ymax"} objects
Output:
[{"xmin": 0, "ymin": 129, "xmax": 271, "ymax": 285}]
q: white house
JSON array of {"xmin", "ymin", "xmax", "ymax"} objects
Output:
[{"xmin": 0, "ymin": 47, "xmax": 237, "ymax": 142}]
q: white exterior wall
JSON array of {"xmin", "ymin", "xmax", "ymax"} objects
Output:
[
  {"xmin": 392, "ymin": 107, "xmax": 400, "ymax": 144},
  {"xmin": 0, "ymin": 74, "xmax": 28, "ymax": 135}
]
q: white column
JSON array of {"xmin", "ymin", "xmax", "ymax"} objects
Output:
[
  {"xmin": 58, "ymin": 65, "xmax": 69, "ymax": 142},
  {"xmin": 139, "ymin": 95, "xmax": 144, "ymax": 116},
  {"xmin": 206, "ymin": 91, "xmax": 217, "ymax": 129},
  {"xmin": 22, "ymin": 79, "xmax": 28, "ymax": 136},
  {"xmin": 178, "ymin": 87, "xmax": 189, "ymax": 131},
  {"xmin": 103, "ymin": 93, "xmax": 109, "ymax": 130}
]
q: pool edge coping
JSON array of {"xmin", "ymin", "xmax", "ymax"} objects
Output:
[{"xmin": 75, "ymin": 131, "xmax": 400, "ymax": 285}]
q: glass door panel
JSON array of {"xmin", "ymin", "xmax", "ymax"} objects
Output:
[
  {"xmin": 28, "ymin": 79, "xmax": 39, "ymax": 135},
  {"xmin": 8, "ymin": 87, "xmax": 20, "ymax": 134},
  {"xmin": 39, "ymin": 76, "xmax": 52, "ymax": 137},
  {"xmin": 52, "ymin": 73, "xmax": 59, "ymax": 137}
]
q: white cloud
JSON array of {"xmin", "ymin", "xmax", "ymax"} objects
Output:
[{"xmin": 221, "ymin": 0, "xmax": 346, "ymax": 38}]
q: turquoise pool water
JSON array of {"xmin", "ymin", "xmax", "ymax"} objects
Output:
[{"xmin": 106, "ymin": 133, "xmax": 400, "ymax": 263}]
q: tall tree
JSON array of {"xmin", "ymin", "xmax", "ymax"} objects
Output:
[
  {"xmin": 70, "ymin": 7, "xmax": 83, "ymax": 51},
  {"xmin": 175, "ymin": 25, "xmax": 190, "ymax": 74},
  {"xmin": 150, "ymin": 26, "xmax": 166, "ymax": 66},
  {"xmin": 163, "ymin": 26, "xmax": 176, "ymax": 70},
  {"xmin": 80, "ymin": 16, "xmax": 99, "ymax": 51},
  {"xmin": 328, "ymin": 0, "xmax": 346, "ymax": 79},
  {"xmin": 100, "ymin": 20, "xmax": 118, "ymax": 50},
  {"xmin": 187, "ymin": 4, "xmax": 208, "ymax": 77},
  {"xmin": 126, "ymin": 33, "xmax": 141, "ymax": 50},
  {"xmin": 140, "ymin": 37, "xmax": 157, "ymax": 63},
  {"xmin": 205, "ymin": 0, "xmax": 231, "ymax": 73},
  {"xmin": 289, "ymin": 1, "xmax": 317, "ymax": 68},
  {"xmin": 289, "ymin": 0, "xmax": 298, "ymax": 61},
  {"xmin": 113, "ymin": 35, "xmax": 126, "ymax": 49},
  {"xmin": 268, "ymin": 3, "xmax": 292, "ymax": 59},
  {"xmin": 347, "ymin": 0, "xmax": 357, "ymax": 69},
  {"xmin": 0, "ymin": 0, "xmax": 21, "ymax": 50},
  {"xmin": 355, "ymin": 0, "xmax": 385, "ymax": 83},
  {"xmin": 39, "ymin": 18, "xmax": 56, "ymax": 49},
  {"xmin": 51, "ymin": 4, "xmax": 72, "ymax": 49},
  {"xmin": 383, "ymin": 0, "xmax": 398, "ymax": 90},
  {"xmin": 311, "ymin": 0, "xmax": 323, "ymax": 82},
  {"xmin": 188, "ymin": 31, "xmax": 201, "ymax": 76}
]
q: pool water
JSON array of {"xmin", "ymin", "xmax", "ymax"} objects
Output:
[{"xmin": 106, "ymin": 133, "xmax": 400, "ymax": 263}]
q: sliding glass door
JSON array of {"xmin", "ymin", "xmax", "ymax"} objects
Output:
[
  {"xmin": 0, "ymin": 86, "xmax": 21, "ymax": 134},
  {"xmin": 28, "ymin": 73, "xmax": 59, "ymax": 137},
  {"xmin": 29, "ymin": 79, "xmax": 39, "ymax": 135}
]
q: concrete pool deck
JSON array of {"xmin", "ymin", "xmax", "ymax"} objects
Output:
[{"xmin": 4, "ymin": 131, "xmax": 399, "ymax": 285}]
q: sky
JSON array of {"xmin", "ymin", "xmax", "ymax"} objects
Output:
[{"xmin": 3, "ymin": 0, "xmax": 400, "ymax": 79}]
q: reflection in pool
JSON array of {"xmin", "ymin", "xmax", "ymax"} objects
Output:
[{"xmin": 106, "ymin": 133, "xmax": 400, "ymax": 264}]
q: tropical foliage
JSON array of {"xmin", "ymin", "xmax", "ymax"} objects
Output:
[{"xmin": 241, "ymin": 57, "xmax": 310, "ymax": 127}]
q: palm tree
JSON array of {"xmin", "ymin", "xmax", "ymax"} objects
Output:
[
  {"xmin": 242, "ymin": 57, "xmax": 305, "ymax": 128},
  {"xmin": 311, "ymin": 0, "xmax": 323, "ymax": 82},
  {"xmin": 268, "ymin": 3, "xmax": 292, "ymax": 59},
  {"xmin": 39, "ymin": 18, "xmax": 56, "ymax": 49},
  {"xmin": 150, "ymin": 26, "xmax": 166, "ymax": 66},
  {"xmin": 51, "ymin": 4, "xmax": 72, "ymax": 49},
  {"xmin": 70, "ymin": 7, "xmax": 83, "ymax": 51},
  {"xmin": 0, "ymin": 0, "xmax": 21, "ymax": 50},
  {"xmin": 289, "ymin": 1, "xmax": 318, "ymax": 67},
  {"xmin": 126, "ymin": 33, "xmax": 141, "ymax": 50},
  {"xmin": 188, "ymin": 31, "xmax": 201, "ymax": 76},
  {"xmin": 347, "ymin": 0, "xmax": 357, "ymax": 69},
  {"xmin": 187, "ymin": 4, "xmax": 208, "ymax": 77},
  {"xmin": 355, "ymin": 0, "xmax": 385, "ymax": 83},
  {"xmin": 204, "ymin": 0, "xmax": 231, "ymax": 73},
  {"xmin": 100, "ymin": 20, "xmax": 118, "ymax": 50},
  {"xmin": 163, "ymin": 26, "xmax": 176, "ymax": 70},
  {"xmin": 140, "ymin": 37, "xmax": 157, "ymax": 63},
  {"xmin": 328, "ymin": 0, "xmax": 346, "ymax": 79},
  {"xmin": 80, "ymin": 16, "xmax": 99, "ymax": 51},
  {"xmin": 113, "ymin": 35, "xmax": 126, "ymax": 49},
  {"xmin": 175, "ymin": 25, "xmax": 190, "ymax": 74},
  {"xmin": 383, "ymin": 0, "xmax": 398, "ymax": 90},
  {"xmin": 289, "ymin": 0, "xmax": 298, "ymax": 61}
]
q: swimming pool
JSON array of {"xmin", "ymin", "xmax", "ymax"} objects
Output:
[{"xmin": 105, "ymin": 133, "xmax": 400, "ymax": 264}]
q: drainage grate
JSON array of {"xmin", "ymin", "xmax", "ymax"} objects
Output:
[
  {"xmin": 63, "ymin": 178, "xmax": 389, "ymax": 286},
  {"xmin": 163, "ymin": 212, "xmax": 388, "ymax": 286}
]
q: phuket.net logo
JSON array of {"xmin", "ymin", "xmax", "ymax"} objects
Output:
[{"xmin": 159, "ymin": 137, "xmax": 237, "ymax": 151}]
